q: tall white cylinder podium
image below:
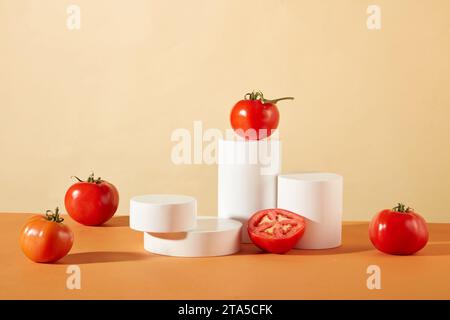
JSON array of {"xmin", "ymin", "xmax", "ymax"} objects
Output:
[
  {"xmin": 277, "ymin": 173, "xmax": 343, "ymax": 249},
  {"xmin": 218, "ymin": 139, "xmax": 281, "ymax": 243}
]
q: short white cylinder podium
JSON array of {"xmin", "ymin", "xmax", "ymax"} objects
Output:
[
  {"xmin": 277, "ymin": 173, "xmax": 343, "ymax": 249},
  {"xmin": 130, "ymin": 194, "xmax": 196, "ymax": 233},
  {"xmin": 144, "ymin": 217, "xmax": 242, "ymax": 257},
  {"xmin": 218, "ymin": 139, "xmax": 281, "ymax": 243}
]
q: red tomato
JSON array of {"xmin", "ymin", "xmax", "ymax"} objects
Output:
[
  {"xmin": 369, "ymin": 203, "xmax": 428, "ymax": 255},
  {"xmin": 247, "ymin": 208, "xmax": 306, "ymax": 254},
  {"xmin": 65, "ymin": 173, "xmax": 119, "ymax": 226},
  {"xmin": 20, "ymin": 208, "xmax": 74, "ymax": 263},
  {"xmin": 230, "ymin": 91, "xmax": 294, "ymax": 140}
]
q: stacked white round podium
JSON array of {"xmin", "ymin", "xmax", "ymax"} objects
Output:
[{"xmin": 130, "ymin": 194, "xmax": 242, "ymax": 257}]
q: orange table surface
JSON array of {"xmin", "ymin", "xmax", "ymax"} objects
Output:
[{"xmin": 1, "ymin": 213, "xmax": 449, "ymax": 300}]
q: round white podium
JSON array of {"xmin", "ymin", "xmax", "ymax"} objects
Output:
[
  {"xmin": 277, "ymin": 173, "xmax": 343, "ymax": 249},
  {"xmin": 130, "ymin": 194, "xmax": 196, "ymax": 233},
  {"xmin": 144, "ymin": 216, "xmax": 242, "ymax": 257}
]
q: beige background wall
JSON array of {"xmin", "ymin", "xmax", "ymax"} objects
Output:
[{"xmin": 1, "ymin": 0, "xmax": 449, "ymax": 221}]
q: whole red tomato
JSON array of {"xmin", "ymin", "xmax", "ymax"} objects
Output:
[
  {"xmin": 20, "ymin": 207, "xmax": 74, "ymax": 263},
  {"xmin": 65, "ymin": 173, "xmax": 119, "ymax": 226},
  {"xmin": 369, "ymin": 203, "xmax": 428, "ymax": 255},
  {"xmin": 230, "ymin": 91, "xmax": 294, "ymax": 140},
  {"xmin": 248, "ymin": 208, "xmax": 306, "ymax": 254}
]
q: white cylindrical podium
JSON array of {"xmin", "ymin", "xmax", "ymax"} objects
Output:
[
  {"xmin": 144, "ymin": 216, "xmax": 242, "ymax": 257},
  {"xmin": 130, "ymin": 194, "xmax": 196, "ymax": 233},
  {"xmin": 218, "ymin": 139, "xmax": 281, "ymax": 243},
  {"xmin": 277, "ymin": 173, "xmax": 343, "ymax": 249}
]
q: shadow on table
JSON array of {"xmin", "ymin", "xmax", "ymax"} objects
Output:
[
  {"xmin": 101, "ymin": 216, "xmax": 129, "ymax": 227},
  {"xmin": 397, "ymin": 223, "xmax": 450, "ymax": 257},
  {"xmin": 417, "ymin": 242, "xmax": 450, "ymax": 257},
  {"xmin": 295, "ymin": 222, "xmax": 373, "ymax": 255},
  {"xmin": 58, "ymin": 251, "xmax": 149, "ymax": 264},
  {"xmin": 237, "ymin": 222, "xmax": 374, "ymax": 256}
]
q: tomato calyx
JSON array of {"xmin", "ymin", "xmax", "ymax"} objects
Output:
[
  {"xmin": 72, "ymin": 172, "xmax": 103, "ymax": 184},
  {"xmin": 45, "ymin": 207, "xmax": 64, "ymax": 223},
  {"xmin": 244, "ymin": 90, "xmax": 294, "ymax": 105},
  {"xmin": 392, "ymin": 203, "xmax": 413, "ymax": 213}
]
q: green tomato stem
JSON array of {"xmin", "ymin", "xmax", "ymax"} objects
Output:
[
  {"xmin": 392, "ymin": 203, "xmax": 412, "ymax": 213},
  {"xmin": 264, "ymin": 97, "xmax": 295, "ymax": 104},
  {"xmin": 244, "ymin": 90, "xmax": 294, "ymax": 104},
  {"xmin": 45, "ymin": 207, "xmax": 64, "ymax": 223},
  {"xmin": 72, "ymin": 172, "xmax": 103, "ymax": 184}
]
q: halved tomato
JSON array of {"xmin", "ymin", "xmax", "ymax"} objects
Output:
[{"xmin": 247, "ymin": 209, "xmax": 306, "ymax": 254}]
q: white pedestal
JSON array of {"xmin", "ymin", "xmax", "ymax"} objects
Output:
[
  {"xmin": 277, "ymin": 173, "xmax": 343, "ymax": 249},
  {"xmin": 144, "ymin": 217, "xmax": 242, "ymax": 257},
  {"xmin": 218, "ymin": 139, "xmax": 281, "ymax": 243},
  {"xmin": 130, "ymin": 194, "xmax": 196, "ymax": 232}
]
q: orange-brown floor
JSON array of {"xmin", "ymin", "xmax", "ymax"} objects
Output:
[{"xmin": 1, "ymin": 213, "xmax": 449, "ymax": 299}]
